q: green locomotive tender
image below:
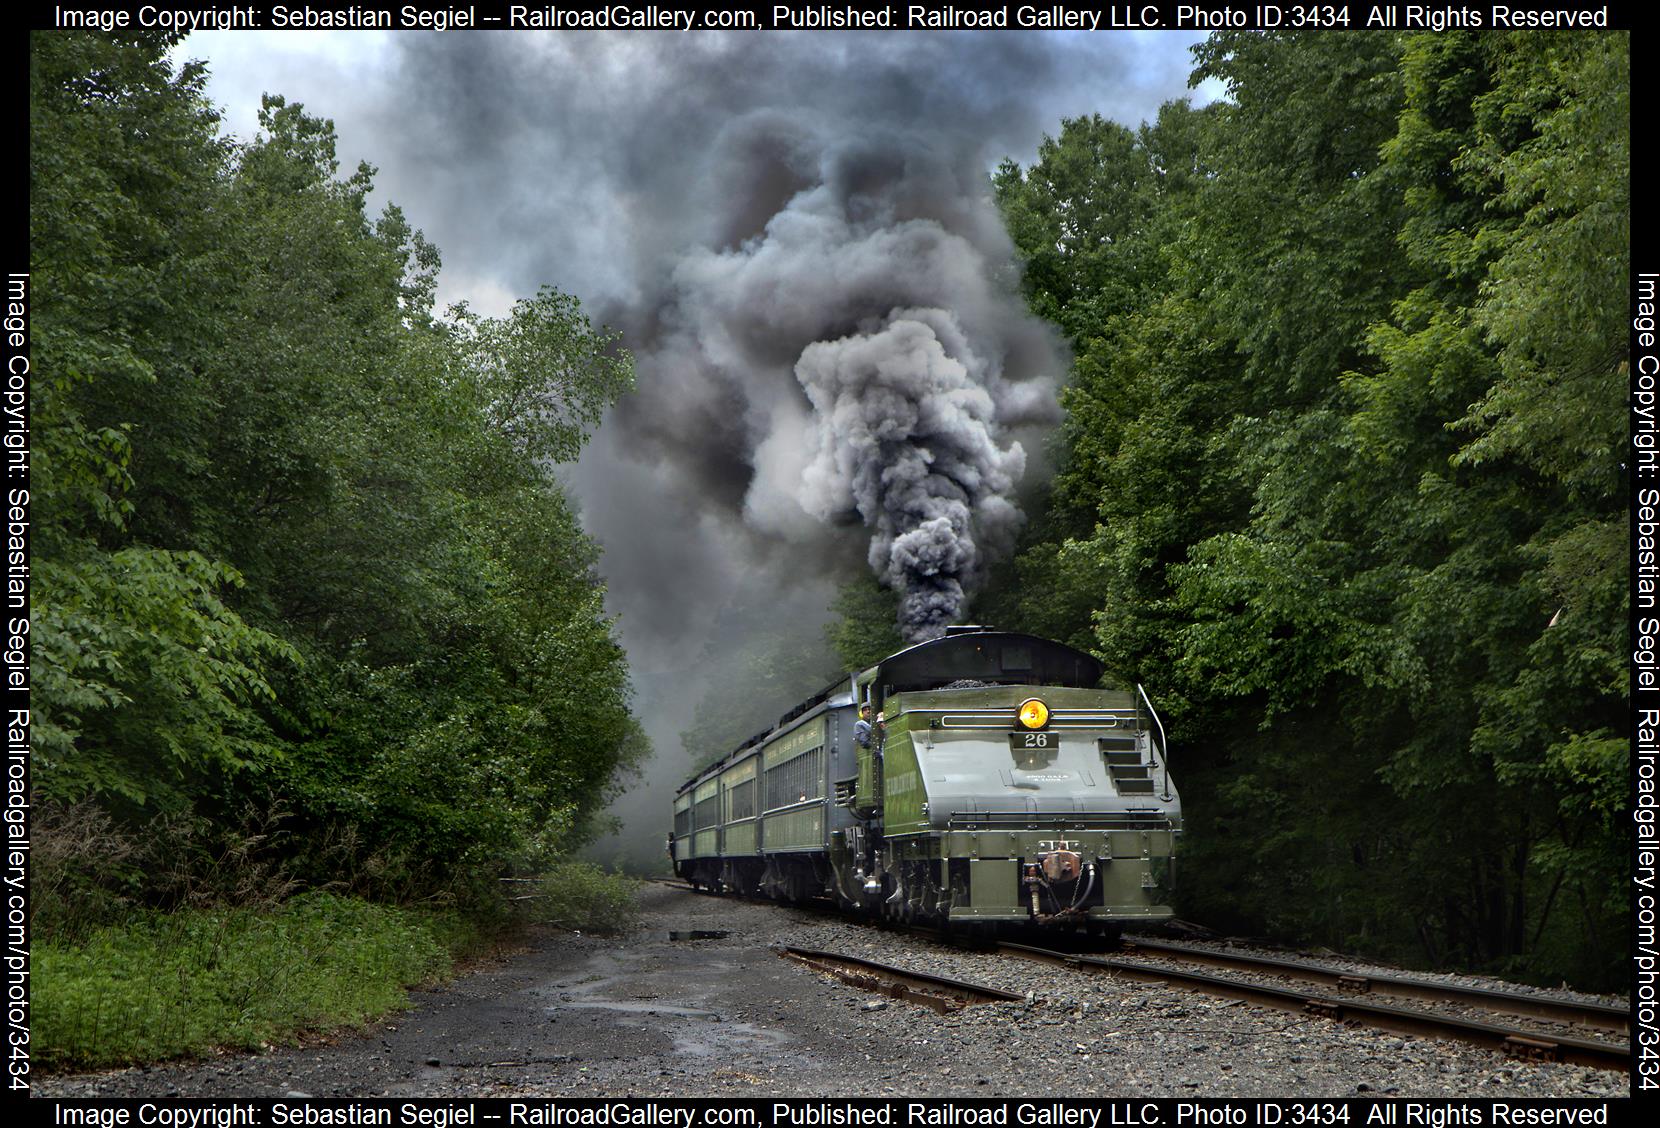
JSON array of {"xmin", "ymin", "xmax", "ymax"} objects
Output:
[{"xmin": 671, "ymin": 627, "xmax": 1181, "ymax": 933}]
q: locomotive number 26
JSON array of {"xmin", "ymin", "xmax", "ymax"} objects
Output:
[{"xmin": 1010, "ymin": 732, "xmax": 1057, "ymax": 750}]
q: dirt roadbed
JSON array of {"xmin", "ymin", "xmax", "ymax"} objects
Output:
[{"xmin": 35, "ymin": 884, "xmax": 1627, "ymax": 1099}]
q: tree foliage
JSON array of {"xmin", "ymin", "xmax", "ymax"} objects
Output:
[
  {"xmin": 825, "ymin": 576, "xmax": 905, "ymax": 673},
  {"xmin": 680, "ymin": 595, "xmax": 844, "ymax": 772},
  {"xmin": 991, "ymin": 30, "xmax": 1628, "ymax": 988},
  {"xmin": 32, "ymin": 32, "xmax": 639, "ymax": 912}
]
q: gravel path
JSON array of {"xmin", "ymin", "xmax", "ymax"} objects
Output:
[{"xmin": 35, "ymin": 884, "xmax": 1629, "ymax": 1099}]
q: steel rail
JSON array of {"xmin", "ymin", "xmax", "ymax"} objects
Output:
[
  {"xmin": 998, "ymin": 943, "xmax": 1629, "ymax": 1074},
  {"xmin": 777, "ymin": 945, "xmax": 1024, "ymax": 1013},
  {"xmin": 660, "ymin": 881, "xmax": 1628, "ymax": 1071},
  {"xmin": 1120, "ymin": 936, "xmax": 1629, "ymax": 1035}
]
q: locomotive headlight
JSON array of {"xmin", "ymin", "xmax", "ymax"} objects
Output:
[{"xmin": 1017, "ymin": 698, "xmax": 1050, "ymax": 730}]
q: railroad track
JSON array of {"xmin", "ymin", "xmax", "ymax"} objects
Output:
[
  {"xmin": 1116, "ymin": 936, "xmax": 1629, "ymax": 1035},
  {"xmin": 999, "ymin": 941, "xmax": 1630, "ymax": 1074},
  {"xmin": 777, "ymin": 945, "xmax": 1024, "ymax": 1013},
  {"xmin": 653, "ymin": 881, "xmax": 1629, "ymax": 1072}
]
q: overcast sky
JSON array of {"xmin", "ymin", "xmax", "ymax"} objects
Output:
[
  {"xmin": 181, "ymin": 31, "xmax": 1216, "ymax": 315},
  {"xmin": 174, "ymin": 30, "xmax": 1221, "ymax": 864}
]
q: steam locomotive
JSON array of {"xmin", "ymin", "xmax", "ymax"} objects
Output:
[{"xmin": 670, "ymin": 627, "xmax": 1180, "ymax": 934}]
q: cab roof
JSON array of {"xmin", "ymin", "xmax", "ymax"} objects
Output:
[{"xmin": 864, "ymin": 628, "xmax": 1105, "ymax": 696}]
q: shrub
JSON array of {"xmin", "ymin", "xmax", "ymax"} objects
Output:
[
  {"xmin": 531, "ymin": 860, "xmax": 640, "ymax": 934},
  {"xmin": 35, "ymin": 893, "xmax": 449, "ymax": 1069}
]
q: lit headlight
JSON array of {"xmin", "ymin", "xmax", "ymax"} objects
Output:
[{"xmin": 1017, "ymin": 698, "xmax": 1049, "ymax": 730}]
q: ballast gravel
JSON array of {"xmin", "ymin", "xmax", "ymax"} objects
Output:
[{"xmin": 34, "ymin": 884, "xmax": 1629, "ymax": 1100}]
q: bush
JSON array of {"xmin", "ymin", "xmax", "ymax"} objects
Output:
[
  {"xmin": 33, "ymin": 799, "xmax": 312, "ymax": 943},
  {"xmin": 35, "ymin": 893, "xmax": 449, "ymax": 1069},
  {"xmin": 531, "ymin": 860, "xmax": 640, "ymax": 934},
  {"xmin": 30, "ymin": 802, "xmax": 143, "ymax": 944}
]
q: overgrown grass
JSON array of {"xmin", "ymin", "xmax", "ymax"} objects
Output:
[
  {"xmin": 35, "ymin": 892, "xmax": 450, "ymax": 1069},
  {"xmin": 531, "ymin": 859, "xmax": 641, "ymax": 934},
  {"xmin": 35, "ymin": 844, "xmax": 641, "ymax": 1071}
]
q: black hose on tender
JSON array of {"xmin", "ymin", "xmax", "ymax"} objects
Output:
[{"xmin": 1070, "ymin": 863, "xmax": 1095, "ymax": 911}]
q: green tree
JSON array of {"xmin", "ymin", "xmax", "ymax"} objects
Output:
[
  {"xmin": 824, "ymin": 575, "xmax": 904, "ymax": 673},
  {"xmin": 31, "ymin": 32, "xmax": 294, "ymax": 810},
  {"xmin": 32, "ymin": 34, "xmax": 643, "ymax": 914},
  {"xmin": 989, "ymin": 30, "xmax": 1627, "ymax": 986},
  {"xmin": 681, "ymin": 597, "xmax": 842, "ymax": 772}
]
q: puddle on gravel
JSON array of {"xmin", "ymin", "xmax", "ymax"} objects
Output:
[
  {"xmin": 671, "ymin": 1021, "xmax": 790, "ymax": 1058},
  {"xmin": 539, "ymin": 950, "xmax": 794, "ymax": 1060},
  {"xmin": 561, "ymin": 998, "xmax": 715, "ymax": 1018}
]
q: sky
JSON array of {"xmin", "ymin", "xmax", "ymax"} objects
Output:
[{"xmin": 175, "ymin": 29, "xmax": 1222, "ymax": 867}]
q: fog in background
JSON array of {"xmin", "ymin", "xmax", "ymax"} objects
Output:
[{"xmin": 180, "ymin": 30, "xmax": 1217, "ymax": 870}]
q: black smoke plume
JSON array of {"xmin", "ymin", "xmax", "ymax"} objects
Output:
[
  {"xmin": 346, "ymin": 31, "xmax": 1198, "ymax": 658},
  {"xmin": 625, "ymin": 120, "xmax": 1062, "ymax": 641},
  {"xmin": 796, "ymin": 309, "xmax": 1037, "ymax": 640}
]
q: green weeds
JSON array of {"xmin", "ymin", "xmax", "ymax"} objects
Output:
[
  {"xmin": 530, "ymin": 860, "xmax": 641, "ymax": 935},
  {"xmin": 36, "ymin": 865, "xmax": 643, "ymax": 1071},
  {"xmin": 34, "ymin": 893, "xmax": 448, "ymax": 1069}
]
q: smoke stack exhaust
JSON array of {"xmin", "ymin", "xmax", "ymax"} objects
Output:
[
  {"xmin": 795, "ymin": 308, "xmax": 1029, "ymax": 641},
  {"xmin": 615, "ymin": 126, "xmax": 1064, "ymax": 642}
]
